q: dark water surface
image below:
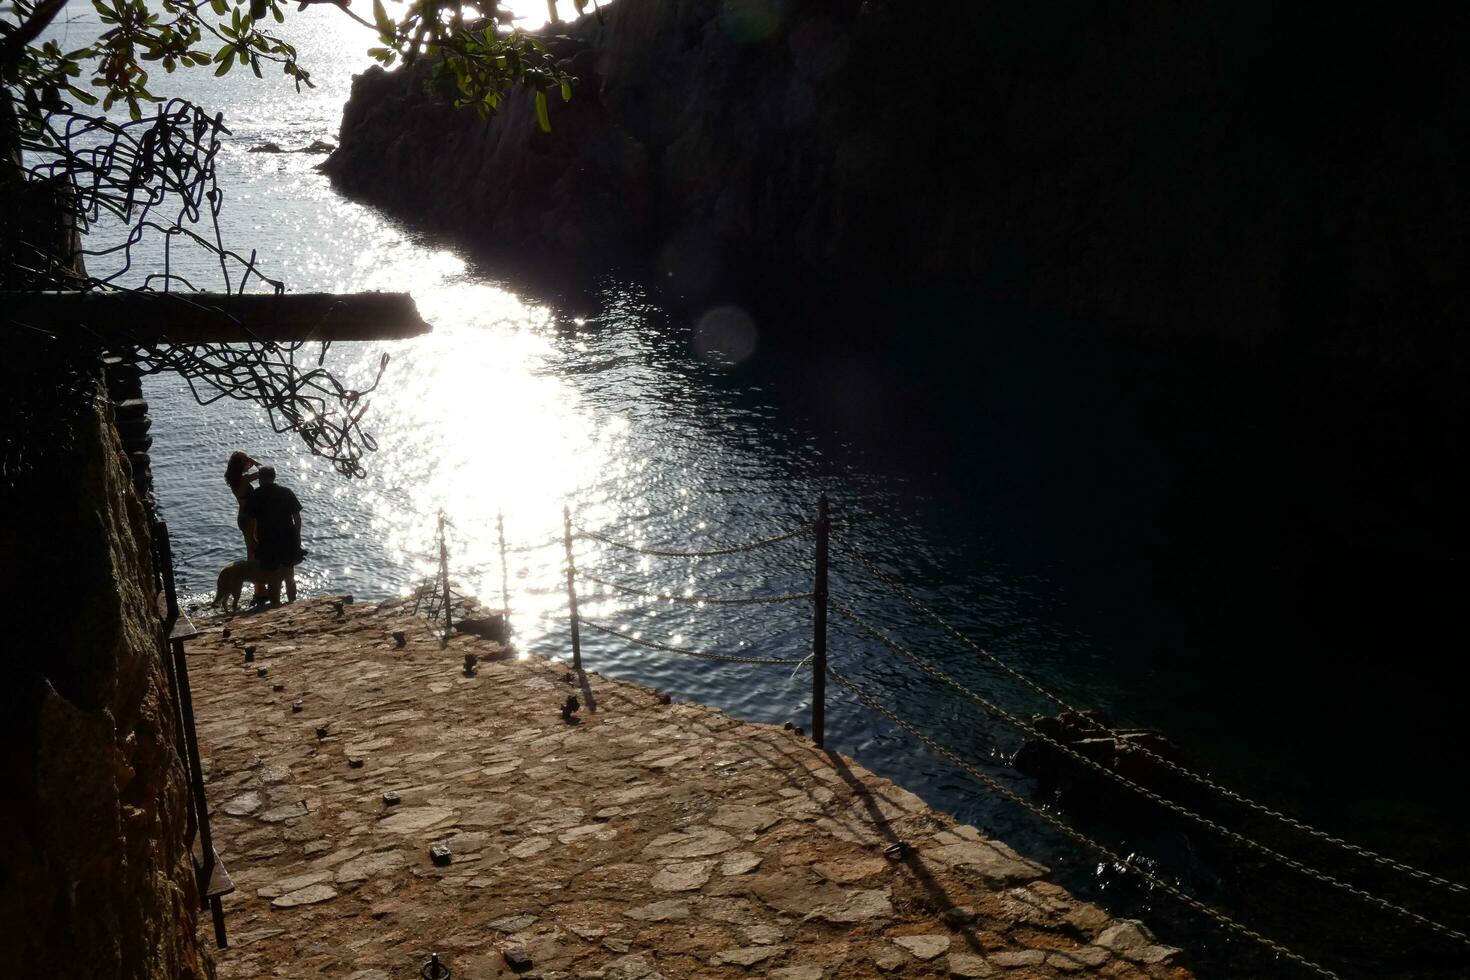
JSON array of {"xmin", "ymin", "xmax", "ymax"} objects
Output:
[
  {"xmin": 146, "ymin": 274, "xmax": 1469, "ymax": 976},
  {"xmin": 54, "ymin": 6, "xmax": 1467, "ymax": 976}
]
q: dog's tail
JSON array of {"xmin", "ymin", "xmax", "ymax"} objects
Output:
[{"xmin": 212, "ymin": 568, "xmax": 228, "ymax": 611}]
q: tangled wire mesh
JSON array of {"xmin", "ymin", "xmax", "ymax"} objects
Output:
[{"xmin": 3, "ymin": 97, "xmax": 389, "ymax": 482}]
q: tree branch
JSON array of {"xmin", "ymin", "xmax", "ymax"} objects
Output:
[{"xmin": 0, "ymin": 0, "xmax": 73, "ymax": 66}]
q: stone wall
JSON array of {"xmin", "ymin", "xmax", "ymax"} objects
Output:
[{"xmin": 0, "ymin": 381, "xmax": 209, "ymax": 980}]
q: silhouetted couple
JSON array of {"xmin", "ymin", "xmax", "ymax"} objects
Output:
[{"xmin": 225, "ymin": 451, "xmax": 306, "ymax": 605}]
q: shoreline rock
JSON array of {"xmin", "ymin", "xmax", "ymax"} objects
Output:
[{"xmin": 325, "ymin": 0, "xmax": 1469, "ymax": 370}]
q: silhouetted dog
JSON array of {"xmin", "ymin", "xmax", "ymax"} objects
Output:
[{"xmin": 213, "ymin": 560, "xmax": 287, "ymax": 613}]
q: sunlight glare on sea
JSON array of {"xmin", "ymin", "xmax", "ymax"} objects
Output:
[{"xmin": 45, "ymin": 0, "xmax": 634, "ymax": 643}]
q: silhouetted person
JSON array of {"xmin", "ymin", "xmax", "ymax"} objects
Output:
[
  {"xmin": 244, "ymin": 465, "xmax": 305, "ymax": 604},
  {"xmin": 224, "ymin": 450, "xmax": 261, "ymax": 559}
]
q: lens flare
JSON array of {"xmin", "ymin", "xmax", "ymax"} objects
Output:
[
  {"xmin": 693, "ymin": 305, "xmax": 758, "ymax": 369},
  {"xmin": 721, "ymin": 0, "xmax": 786, "ymax": 43}
]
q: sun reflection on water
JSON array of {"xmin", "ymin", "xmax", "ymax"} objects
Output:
[{"xmin": 321, "ymin": 266, "xmax": 631, "ymax": 642}]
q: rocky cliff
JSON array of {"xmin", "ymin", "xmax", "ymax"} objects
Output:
[
  {"xmin": 327, "ymin": 0, "xmax": 1467, "ymax": 368},
  {"xmin": 0, "ymin": 378, "xmax": 209, "ymax": 980}
]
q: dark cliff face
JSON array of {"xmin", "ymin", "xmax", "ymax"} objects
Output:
[
  {"xmin": 327, "ymin": 0, "xmax": 1468, "ymax": 369},
  {"xmin": 0, "ymin": 381, "xmax": 210, "ymax": 980}
]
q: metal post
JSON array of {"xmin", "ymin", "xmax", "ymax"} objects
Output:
[
  {"xmin": 563, "ymin": 505, "xmax": 582, "ymax": 671},
  {"xmin": 497, "ymin": 510, "xmax": 510, "ymax": 625},
  {"xmin": 156, "ymin": 520, "xmax": 179, "ymax": 621},
  {"xmin": 154, "ymin": 521, "xmax": 196, "ymax": 844},
  {"xmin": 438, "ymin": 511, "xmax": 452, "ymax": 647},
  {"xmin": 812, "ymin": 494, "xmax": 829, "ymax": 748},
  {"xmin": 155, "ymin": 521, "xmax": 225, "ymax": 945}
]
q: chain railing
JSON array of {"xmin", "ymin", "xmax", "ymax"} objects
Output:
[
  {"xmin": 411, "ymin": 510, "xmax": 458, "ymax": 646},
  {"xmin": 836, "ymin": 540, "xmax": 1470, "ymax": 900},
  {"xmin": 825, "ymin": 665, "xmax": 1344, "ymax": 979},
  {"xmin": 422, "ymin": 497, "xmax": 1466, "ymax": 977},
  {"xmin": 579, "ymin": 572, "xmax": 814, "ymax": 607},
  {"xmin": 580, "ymin": 619, "xmax": 810, "ymax": 666},
  {"xmin": 575, "ymin": 524, "xmax": 813, "ymax": 558},
  {"xmin": 560, "ymin": 498, "xmax": 827, "ymax": 707},
  {"xmin": 828, "ymin": 597, "xmax": 1470, "ymax": 949}
]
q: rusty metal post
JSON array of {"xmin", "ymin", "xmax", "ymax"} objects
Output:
[
  {"xmin": 563, "ymin": 505, "xmax": 582, "ymax": 671},
  {"xmin": 497, "ymin": 510, "xmax": 510, "ymax": 625},
  {"xmin": 812, "ymin": 494, "xmax": 830, "ymax": 748},
  {"xmin": 438, "ymin": 511, "xmax": 452, "ymax": 647},
  {"xmin": 155, "ymin": 521, "xmax": 226, "ymax": 946},
  {"xmin": 154, "ymin": 521, "xmax": 196, "ymax": 844}
]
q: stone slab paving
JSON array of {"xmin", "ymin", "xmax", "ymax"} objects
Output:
[{"xmin": 188, "ymin": 595, "xmax": 1190, "ymax": 979}]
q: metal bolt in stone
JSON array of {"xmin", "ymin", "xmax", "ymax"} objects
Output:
[
  {"xmin": 463, "ymin": 653, "xmax": 477, "ymax": 676},
  {"xmin": 221, "ymin": 627, "xmax": 231, "ymax": 640},
  {"xmin": 419, "ymin": 952, "xmax": 451, "ymax": 980},
  {"xmin": 272, "ymin": 682, "xmax": 285, "ymax": 692},
  {"xmin": 503, "ymin": 945, "xmax": 533, "ymax": 972},
  {"xmin": 292, "ymin": 700, "xmax": 304, "ymax": 713},
  {"xmin": 256, "ymin": 666, "xmax": 269, "ymax": 678},
  {"xmin": 316, "ymin": 725, "xmax": 329, "ymax": 739},
  {"xmin": 942, "ymin": 906, "xmax": 977, "ymax": 926},
  {"xmin": 382, "ymin": 791, "xmax": 401, "ymax": 806},
  {"xmin": 349, "ymin": 758, "xmax": 365, "ymax": 769},
  {"xmin": 244, "ymin": 646, "xmax": 256, "ymax": 663},
  {"xmin": 393, "ymin": 630, "xmax": 406, "ymax": 648},
  {"xmin": 429, "ymin": 843, "xmax": 452, "ymax": 866}
]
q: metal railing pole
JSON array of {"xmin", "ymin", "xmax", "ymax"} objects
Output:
[
  {"xmin": 497, "ymin": 510, "xmax": 510, "ymax": 625},
  {"xmin": 153, "ymin": 521, "xmax": 196, "ymax": 844},
  {"xmin": 154, "ymin": 522, "xmax": 220, "ymax": 941},
  {"xmin": 563, "ymin": 505, "xmax": 582, "ymax": 671},
  {"xmin": 438, "ymin": 511, "xmax": 452, "ymax": 647},
  {"xmin": 812, "ymin": 494, "xmax": 829, "ymax": 748}
]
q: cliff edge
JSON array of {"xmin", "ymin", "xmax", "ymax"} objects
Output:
[{"xmin": 326, "ymin": 0, "xmax": 1468, "ymax": 367}]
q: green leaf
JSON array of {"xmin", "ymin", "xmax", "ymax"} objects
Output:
[
  {"xmin": 372, "ymin": 0, "xmax": 393, "ymax": 38},
  {"xmin": 66, "ymin": 85, "xmax": 100, "ymax": 105},
  {"xmin": 560, "ymin": 79, "xmax": 572, "ymax": 102},
  {"xmin": 534, "ymin": 89, "xmax": 551, "ymax": 133}
]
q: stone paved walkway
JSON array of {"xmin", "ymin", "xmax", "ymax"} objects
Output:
[{"xmin": 189, "ymin": 595, "xmax": 1190, "ymax": 979}]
